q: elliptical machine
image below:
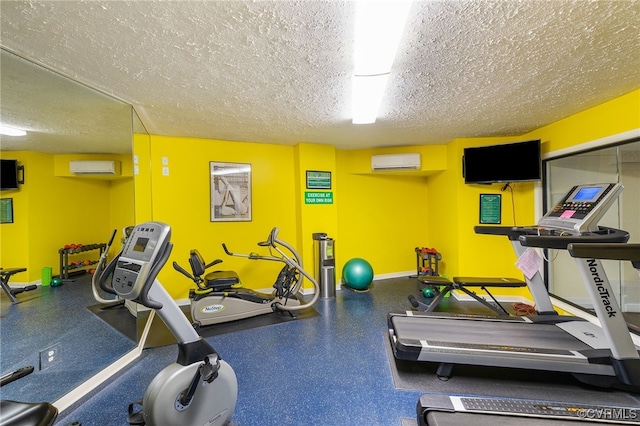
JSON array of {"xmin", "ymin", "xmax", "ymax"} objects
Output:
[
  {"xmin": 99, "ymin": 221, "xmax": 237, "ymax": 426},
  {"xmin": 173, "ymin": 227, "xmax": 319, "ymax": 328}
]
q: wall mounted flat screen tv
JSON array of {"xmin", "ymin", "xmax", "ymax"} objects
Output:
[
  {"xmin": 463, "ymin": 139, "xmax": 541, "ymax": 184},
  {"xmin": 0, "ymin": 159, "xmax": 20, "ymax": 190}
]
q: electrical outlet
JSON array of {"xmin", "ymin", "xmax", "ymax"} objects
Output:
[{"xmin": 39, "ymin": 343, "xmax": 61, "ymax": 370}]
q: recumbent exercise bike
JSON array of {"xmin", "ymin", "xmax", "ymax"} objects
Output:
[{"xmin": 173, "ymin": 227, "xmax": 319, "ymax": 328}]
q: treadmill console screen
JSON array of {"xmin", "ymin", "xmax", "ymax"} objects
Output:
[
  {"xmin": 112, "ymin": 222, "xmax": 171, "ymax": 300},
  {"xmin": 572, "ymin": 186, "xmax": 602, "ymax": 201},
  {"xmin": 538, "ymin": 183, "xmax": 622, "ymax": 234}
]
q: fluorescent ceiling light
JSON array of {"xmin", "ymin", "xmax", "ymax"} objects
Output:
[
  {"xmin": 0, "ymin": 125, "xmax": 27, "ymax": 136},
  {"xmin": 354, "ymin": 1, "xmax": 412, "ymax": 75},
  {"xmin": 352, "ymin": 74, "xmax": 390, "ymax": 124},
  {"xmin": 352, "ymin": 1, "xmax": 412, "ymax": 124}
]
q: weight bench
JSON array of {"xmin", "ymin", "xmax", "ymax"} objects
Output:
[
  {"xmin": 0, "ymin": 268, "xmax": 35, "ymax": 304},
  {"xmin": 413, "ymin": 275, "xmax": 526, "ymax": 315}
]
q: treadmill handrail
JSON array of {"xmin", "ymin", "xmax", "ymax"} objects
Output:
[
  {"xmin": 474, "ymin": 225, "xmax": 555, "ymax": 241},
  {"xmin": 518, "ymin": 226, "xmax": 629, "ymax": 250},
  {"xmin": 568, "ymin": 243, "xmax": 640, "ymax": 268}
]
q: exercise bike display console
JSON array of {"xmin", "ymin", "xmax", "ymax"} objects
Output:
[
  {"xmin": 111, "ymin": 223, "xmax": 171, "ymax": 304},
  {"xmin": 388, "ymin": 183, "xmax": 640, "ymax": 389},
  {"xmin": 99, "ymin": 222, "xmax": 238, "ymax": 426}
]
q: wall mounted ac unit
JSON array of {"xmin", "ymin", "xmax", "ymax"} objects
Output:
[
  {"xmin": 371, "ymin": 153, "xmax": 420, "ymax": 171},
  {"xmin": 69, "ymin": 160, "xmax": 121, "ymax": 175}
]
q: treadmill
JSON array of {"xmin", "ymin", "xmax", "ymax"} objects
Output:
[
  {"xmin": 388, "ymin": 183, "xmax": 640, "ymax": 389},
  {"xmin": 416, "ymin": 243, "xmax": 640, "ymax": 425}
]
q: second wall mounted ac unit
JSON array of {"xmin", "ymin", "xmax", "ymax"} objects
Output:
[
  {"xmin": 69, "ymin": 160, "xmax": 121, "ymax": 175},
  {"xmin": 371, "ymin": 153, "xmax": 420, "ymax": 171}
]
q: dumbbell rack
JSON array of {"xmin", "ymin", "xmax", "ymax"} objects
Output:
[
  {"xmin": 415, "ymin": 247, "xmax": 441, "ymax": 277},
  {"xmin": 58, "ymin": 243, "xmax": 106, "ymax": 283}
]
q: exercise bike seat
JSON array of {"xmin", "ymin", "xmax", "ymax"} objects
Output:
[
  {"xmin": 0, "ymin": 400, "xmax": 58, "ymax": 426},
  {"xmin": 187, "ymin": 250, "xmax": 240, "ymax": 291},
  {"xmin": 203, "ymin": 270, "xmax": 241, "ymax": 291}
]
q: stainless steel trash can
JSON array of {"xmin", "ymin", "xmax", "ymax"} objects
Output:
[{"xmin": 312, "ymin": 233, "xmax": 336, "ymax": 298}]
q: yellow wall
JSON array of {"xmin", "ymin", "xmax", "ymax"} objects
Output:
[
  {"xmin": 422, "ymin": 89, "xmax": 639, "ymax": 298},
  {"xmin": 140, "ymin": 88, "xmax": 638, "ymax": 300},
  {"xmin": 294, "ymin": 143, "xmax": 338, "ymax": 279},
  {"xmin": 0, "ymin": 151, "xmax": 134, "ymax": 283},
  {"xmin": 528, "ymin": 90, "xmax": 640, "ymax": 154},
  {"xmin": 144, "ymin": 135, "xmax": 299, "ymax": 297},
  {"xmin": 447, "ymin": 137, "xmax": 537, "ymax": 277},
  {"xmin": 133, "ymin": 133, "xmax": 153, "ymax": 224},
  {"xmin": 336, "ymin": 150, "xmax": 432, "ymax": 276},
  {"xmin": 0, "ymin": 151, "xmax": 29, "ymax": 271},
  {"xmin": 6, "ymin": 89, "xmax": 637, "ymax": 299},
  {"xmin": 143, "ymin": 138, "xmax": 446, "ymax": 298}
]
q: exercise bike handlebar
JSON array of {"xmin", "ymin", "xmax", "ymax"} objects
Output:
[{"xmin": 173, "ymin": 261, "xmax": 197, "ymax": 283}]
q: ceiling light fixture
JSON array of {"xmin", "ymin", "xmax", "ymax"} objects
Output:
[
  {"xmin": 352, "ymin": 0, "xmax": 412, "ymax": 124},
  {"xmin": 0, "ymin": 125, "xmax": 27, "ymax": 136}
]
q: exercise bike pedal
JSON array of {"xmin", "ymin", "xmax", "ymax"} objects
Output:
[{"xmin": 127, "ymin": 398, "xmax": 145, "ymax": 426}]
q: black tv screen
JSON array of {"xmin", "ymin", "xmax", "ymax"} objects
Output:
[
  {"xmin": 0, "ymin": 159, "xmax": 20, "ymax": 190},
  {"xmin": 463, "ymin": 139, "xmax": 541, "ymax": 184}
]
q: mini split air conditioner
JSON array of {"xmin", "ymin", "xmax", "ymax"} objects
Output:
[
  {"xmin": 69, "ymin": 160, "xmax": 121, "ymax": 175},
  {"xmin": 371, "ymin": 153, "xmax": 420, "ymax": 171}
]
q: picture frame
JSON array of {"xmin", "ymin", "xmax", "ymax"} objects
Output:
[
  {"xmin": 0, "ymin": 198, "xmax": 14, "ymax": 224},
  {"xmin": 479, "ymin": 193, "xmax": 501, "ymax": 224},
  {"xmin": 210, "ymin": 162, "xmax": 252, "ymax": 222},
  {"xmin": 306, "ymin": 170, "xmax": 332, "ymax": 190}
]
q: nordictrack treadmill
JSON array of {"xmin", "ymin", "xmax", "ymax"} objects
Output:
[
  {"xmin": 417, "ymin": 393, "xmax": 640, "ymax": 425},
  {"xmin": 388, "ymin": 183, "xmax": 640, "ymax": 389},
  {"xmin": 416, "ymin": 243, "xmax": 640, "ymax": 426}
]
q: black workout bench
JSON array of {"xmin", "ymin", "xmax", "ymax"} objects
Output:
[
  {"xmin": 414, "ymin": 275, "xmax": 526, "ymax": 315},
  {"xmin": 0, "ymin": 268, "xmax": 35, "ymax": 304}
]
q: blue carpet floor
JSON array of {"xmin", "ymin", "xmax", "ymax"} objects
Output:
[{"xmin": 3, "ymin": 275, "xmax": 639, "ymax": 426}]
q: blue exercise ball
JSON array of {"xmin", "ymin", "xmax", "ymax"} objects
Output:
[{"xmin": 342, "ymin": 258, "xmax": 374, "ymax": 290}]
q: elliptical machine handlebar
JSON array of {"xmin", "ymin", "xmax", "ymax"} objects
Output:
[
  {"xmin": 263, "ymin": 227, "xmax": 319, "ymax": 311},
  {"xmin": 92, "ymin": 228, "xmax": 119, "ymax": 304},
  {"xmin": 222, "ymin": 227, "xmax": 320, "ymax": 311}
]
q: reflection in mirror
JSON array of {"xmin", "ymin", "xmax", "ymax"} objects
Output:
[
  {"xmin": 0, "ymin": 46, "xmax": 139, "ymax": 405},
  {"xmin": 545, "ymin": 140, "xmax": 640, "ymax": 333}
]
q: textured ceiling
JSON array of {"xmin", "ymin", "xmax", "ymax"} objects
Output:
[{"xmin": 1, "ymin": 0, "xmax": 639, "ymax": 154}]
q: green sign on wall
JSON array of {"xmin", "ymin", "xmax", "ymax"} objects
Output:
[
  {"xmin": 479, "ymin": 194, "xmax": 501, "ymax": 224},
  {"xmin": 306, "ymin": 170, "xmax": 332, "ymax": 189},
  {"xmin": 305, "ymin": 191, "xmax": 333, "ymax": 204}
]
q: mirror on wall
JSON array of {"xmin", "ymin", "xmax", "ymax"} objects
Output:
[
  {"xmin": 0, "ymin": 46, "xmax": 140, "ymax": 404},
  {"xmin": 545, "ymin": 140, "xmax": 640, "ymax": 333}
]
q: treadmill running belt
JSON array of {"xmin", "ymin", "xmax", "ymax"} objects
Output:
[{"xmin": 391, "ymin": 315, "xmax": 593, "ymax": 352}]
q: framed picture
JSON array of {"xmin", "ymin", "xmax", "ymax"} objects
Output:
[
  {"xmin": 210, "ymin": 162, "xmax": 252, "ymax": 222},
  {"xmin": 479, "ymin": 193, "xmax": 501, "ymax": 224},
  {"xmin": 306, "ymin": 170, "xmax": 332, "ymax": 190},
  {"xmin": 0, "ymin": 198, "xmax": 14, "ymax": 224}
]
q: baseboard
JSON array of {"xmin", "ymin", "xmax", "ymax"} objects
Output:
[
  {"xmin": 624, "ymin": 303, "xmax": 640, "ymax": 312},
  {"xmin": 275, "ymin": 270, "xmax": 415, "ymax": 295}
]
